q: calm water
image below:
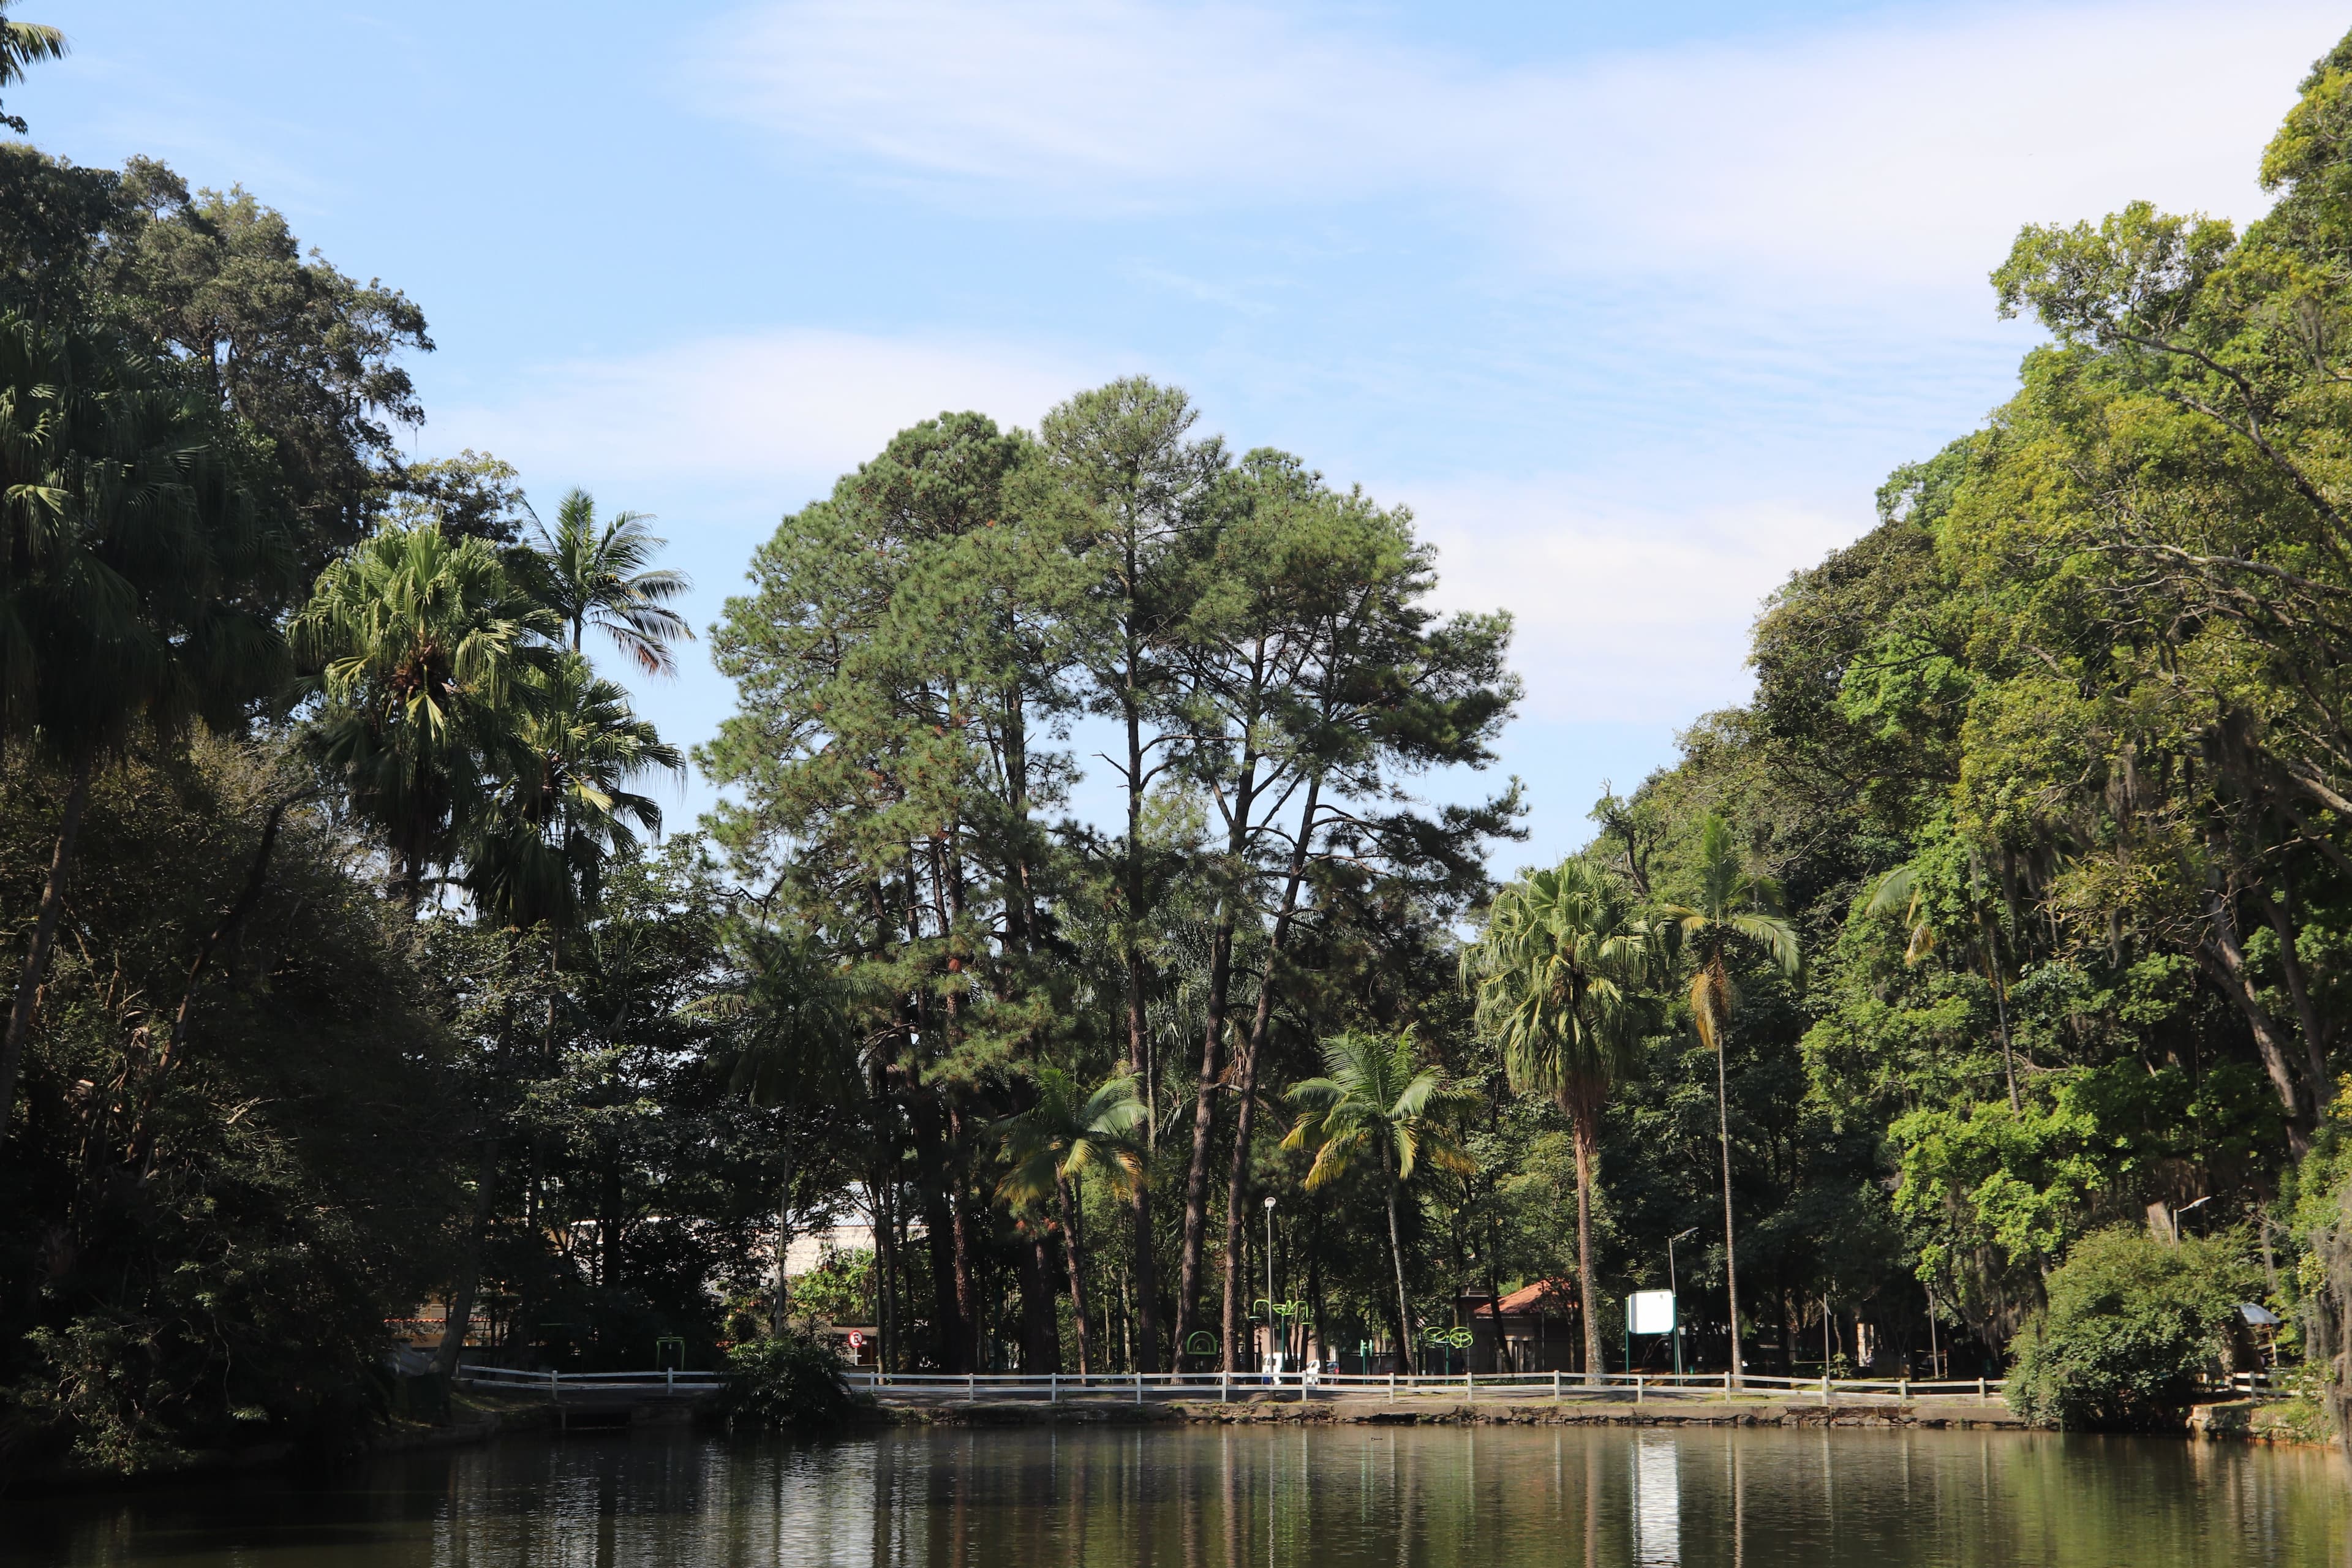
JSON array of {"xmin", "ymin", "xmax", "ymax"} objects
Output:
[{"xmin": 4, "ymin": 1424, "xmax": 2345, "ymax": 1567}]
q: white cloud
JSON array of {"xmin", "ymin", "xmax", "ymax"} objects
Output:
[
  {"xmin": 434, "ymin": 329, "xmax": 1101, "ymax": 494},
  {"xmin": 1406, "ymin": 479, "xmax": 1853, "ymax": 724},
  {"xmin": 696, "ymin": 0, "xmax": 2343, "ymax": 287}
]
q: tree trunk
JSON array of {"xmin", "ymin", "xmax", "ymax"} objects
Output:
[
  {"xmin": 0, "ymin": 745, "xmax": 94, "ymax": 1147},
  {"xmin": 1385, "ymin": 1176, "xmax": 1416, "ymax": 1376},
  {"xmin": 1019, "ymin": 1224, "xmax": 1060, "ymax": 1374},
  {"xmin": 1218, "ymin": 776, "xmax": 1319, "ymax": 1370},
  {"xmin": 1120, "ymin": 684, "xmax": 1163, "ymax": 1373},
  {"xmin": 1058, "ymin": 1177, "xmax": 1094, "ymax": 1374},
  {"xmin": 770, "ymin": 1147, "xmax": 797, "ymax": 1335},
  {"xmin": 1566, "ymin": 1090, "xmax": 1604, "ymax": 1383},
  {"xmin": 437, "ymin": 1131, "xmax": 501, "ymax": 1380},
  {"xmin": 1715, "ymin": 1033, "xmax": 1746, "ymax": 1389},
  {"xmin": 2201, "ymin": 889, "xmax": 2308, "ymax": 1148},
  {"xmin": 1175, "ymin": 747, "xmax": 1262, "ymax": 1366}
]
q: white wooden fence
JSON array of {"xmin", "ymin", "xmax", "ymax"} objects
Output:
[{"xmin": 840, "ymin": 1368, "xmax": 2008, "ymax": 1406}]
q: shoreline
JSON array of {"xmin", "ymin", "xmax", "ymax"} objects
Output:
[{"xmin": 6, "ymin": 1388, "xmax": 2326, "ymax": 1496}]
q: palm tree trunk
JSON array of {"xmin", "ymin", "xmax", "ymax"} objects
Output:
[
  {"xmin": 1714, "ymin": 1032, "xmax": 1744, "ymax": 1389},
  {"xmin": 0, "ymin": 744, "xmax": 93, "ymax": 1147},
  {"xmin": 1058, "ymin": 1176, "xmax": 1093, "ymax": 1374},
  {"xmin": 1385, "ymin": 1143, "xmax": 1416, "ymax": 1375},
  {"xmin": 1567, "ymin": 1093, "xmax": 1604, "ymax": 1383}
]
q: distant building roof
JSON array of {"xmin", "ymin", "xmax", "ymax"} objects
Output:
[{"xmin": 1469, "ymin": 1280, "xmax": 1575, "ymax": 1317}]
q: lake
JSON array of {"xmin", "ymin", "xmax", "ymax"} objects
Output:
[{"xmin": 4, "ymin": 1423, "xmax": 2344, "ymax": 1566}]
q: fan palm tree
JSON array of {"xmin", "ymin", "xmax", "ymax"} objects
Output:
[
  {"xmin": 461, "ymin": 652, "xmax": 683, "ymax": 932},
  {"xmin": 0, "ymin": 315, "xmax": 291, "ymax": 1146},
  {"xmin": 0, "ymin": 2, "xmax": 67, "ymax": 134},
  {"xmin": 518, "ymin": 488, "xmax": 693, "ymax": 676},
  {"xmin": 996, "ymin": 1068, "xmax": 1147, "ymax": 1374},
  {"xmin": 1656, "ymin": 814, "xmax": 1801, "ymax": 1389},
  {"xmin": 1282, "ymin": 1030, "xmax": 1472, "ymax": 1376},
  {"xmin": 292, "ymin": 522, "xmax": 559, "ymax": 911},
  {"xmin": 1461, "ymin": 860, "xmax": 1659, "ymax": 1380}
]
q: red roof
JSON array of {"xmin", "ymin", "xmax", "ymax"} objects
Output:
[{"xmin": 1474, "ymin": 1280, "xmax": 1574, "ymax": 1317}]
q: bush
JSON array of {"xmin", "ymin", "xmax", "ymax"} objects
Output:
[
  {"xmin": 2005, "ymin": 1226, "xmax": 2258, "ymax": 1428},
  {"xmin": 724, "ymin": 1330, "xmax": 855, "ymax": 1432}
]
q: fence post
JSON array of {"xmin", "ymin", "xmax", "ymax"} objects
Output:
[
  {"xmin": 1637, "ymin": 1374, "xmax": 1645, "ymax": 1406},
  {"xmin": 1389, "ymin": 1373, "xmax": 1396, "ymax": 1403},
  {"xmin": 549, "ymin": 1368, "xmax": 559, "ymax": 1398},
  {"xmin": 1724, "ymin": 1369, "xmax": 1732, "ymax": 1400},
  {"xmin": 1553, "ymin": 1370, "xmax": 1561, "ymax": 1404},
  {"xmin": 1135, "ymin": 1370, "xmax": 1143, "ymax": 1404},
  {"xmin": 667, "ymin": 1367, "xmax": 674, "ymax": 1394},
  {"xmin": 1899, "ymin": 1376, "xmax": 1907, "ymax": 1403},
  {"xmin": 1822, "ymin": 1372, "xmax": 1831, "ymax": 1406},
  {"xmin": 1050, "ymin": 1373, "xmax": 1058, "ymax": 1404},
  {"xmin": 1978, "ymin": 1377, "xmax": 1988, "ymax": 1406},
  {"xmin": 1466, "ymin": 1368, "xmax": 1474, "ymax": 1404},
  {"xmin": 1221, "ymin": 1370, "xmax": 1229, "ymax": 1404}
]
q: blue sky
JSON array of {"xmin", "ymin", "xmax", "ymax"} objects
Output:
[{"xmin": 17, "ymin": 0, "xmax": 2345, "ymax": 873}]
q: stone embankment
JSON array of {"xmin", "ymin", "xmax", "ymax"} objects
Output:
[{"xmin": 887, "ymin": 1395, "xmax": 2030, "ymax": 1431}]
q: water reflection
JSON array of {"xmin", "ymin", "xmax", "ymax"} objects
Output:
[
  {"xmin": 4, "ymin": 1423, "xmax": 2346, "ymax": 1567},
  {"xmin": 1633, "ymin": 1436, "xmax": 1681, "ymax": 1566}
]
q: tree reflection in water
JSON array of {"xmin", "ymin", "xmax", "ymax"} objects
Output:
[{"xmin": 2, "ymin": 1425, "xmax": 2346, "ymax": 1567}]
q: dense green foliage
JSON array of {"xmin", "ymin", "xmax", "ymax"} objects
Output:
[
  {"xmin": 723, "ymin": 1330, "xmax": 857, "ymax": 1433},
  {"xmin": 2006, "ymin": 1229, "xmax": 2258, "ymax": 1428},
  {"xmin": 23, "ymin": 12, "xmax": 2352, "ymax": 1479}
]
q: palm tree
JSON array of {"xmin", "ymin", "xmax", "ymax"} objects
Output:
[
  {"xmin": 1283, "ymin": 1030, "xmax": 1472, "ymax": 1376},
  {"xmin": 1461, "ymin": 860, "xmax": 1658, "ymax": 1380},
  {"xmin": 516, "ymin": 489, "xmax": 693, "ymax": 676},
  {"xmin": 461, "ymin": 652, "xmax": 683, "ymax": 932},
  {"xmin": 291, "ymin": 522, "xmax": 558, "ymax": 910},
  {"xmin": 0, "ymin": 2, "xmax": 67, "ymax": 134},
  {"xmin": 996, "ymin": 1068, "xmax": 1147, "ymax": 1374},
  {"xmin": 0, "ymin": 315, "xmax": 291, "ymax": 1145},
  {"xmin": 1657, "ymin": 815, "xmax": 1801, "ymax": 1389}
]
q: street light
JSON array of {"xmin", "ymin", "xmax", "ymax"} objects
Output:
[
  {"xmin": 1264, "ymin": 1196, "xmax": 1278, "ymax": 1376},
  {"xmin": 1667, "ymin": 1229, "xmax": 1698, "ymax": 1378},
  {"xmin": 2170, "ymin": 1195, "xmax": 2212, "ymax": 1245}
]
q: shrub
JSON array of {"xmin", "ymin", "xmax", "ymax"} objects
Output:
[
  {"xmin": 724, "ymin": 1330, "xmax": 855, "ymax": 1432},
  {"xmin": 2005, "ymin": 1226, "xmax": 2258, "ymax": 1429}
]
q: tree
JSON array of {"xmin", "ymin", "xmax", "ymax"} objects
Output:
[
  {"xmin": 516, "ymin": 488, "xmax": 693, "ymax": 676},
  {"xmin": 995, "ymin": 1068, "xmax": 1146, "ymax": 1374},
  {"xmin": 0, "ymin": 315, "xmax": 292, "ymax": 1147},
  {"xmin": 1029, "ymin": 378, "xmax": 1224, "ymax": 1372},
  {"xmin": 1462, "ymin": 861, "xmax": 1658, "ymax": 1379},
  {"xmin": 462, "ymin": 652, "xmax": 683, "ymax": 933},
  {"xmin": 1657, "ymin": 813, "xmax": 1801, "ymax": 1387},
  {"xmin": 0, "ymin": 1, "xmax": 65, "ymax": 134},
  {"xmin": 291, "ymin": 522, "xmax": 557, "ymax": 911},
  {"xmin": 100, "ymin": 159, "xmax": 431, "ymax": 568},
  {"xmin": 1283, "ymin": 1030, "xmax": 1471, "ymax": 1375}
]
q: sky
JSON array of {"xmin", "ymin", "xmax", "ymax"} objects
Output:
[{"xmin": 15, "ymin": 0, "xmax": 2348, "ymax": 874}]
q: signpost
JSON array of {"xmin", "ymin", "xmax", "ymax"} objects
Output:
[{"xmin": 1626, "ymin": 1289, "xmax": 1677, "ymax": 1377}]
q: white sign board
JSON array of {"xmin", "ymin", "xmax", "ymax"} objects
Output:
[{"xmin": 1627, "ymin": 1290, "xmax": 1676, "ymax": 1336}]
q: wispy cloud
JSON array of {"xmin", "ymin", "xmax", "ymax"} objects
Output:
[
  {"xmin": 434, "ymin": 328, "xmax": 1104, "ymax": 499},
  {"xmin": 696, "ymin": 0, "xmax": 2341, "ymax": 287},
  {"xmin": 1406, "ymin": 479, "xmax": 1853, "ymax": 724}
]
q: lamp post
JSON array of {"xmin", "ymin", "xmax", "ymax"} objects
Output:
[
  {"xmin": 2169, "ymin": 1194, "xmax": 2212, "ymax": 1245},
  {"xmin": 1264, "ymin": 1195, "xmax": 1278, "ymax": 1376},
  {"xmin": 1667, "ymin": 1227, "xmax": 1698, "ymax": 1378}
]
